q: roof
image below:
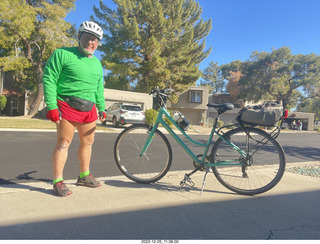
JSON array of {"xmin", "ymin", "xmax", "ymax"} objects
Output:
[{"xmin": 1, "ymin": 88, "xmax": 24, "ymax": 97}]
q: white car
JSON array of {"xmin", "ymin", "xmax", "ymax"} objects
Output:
[{"xmin": 102, "ymin": 103, "xmax": 145, "ymax": 127}]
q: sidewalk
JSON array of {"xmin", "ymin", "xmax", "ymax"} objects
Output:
[{"xmin": 0, "ymin": 167, "xmax": 319, "ymax": 240}]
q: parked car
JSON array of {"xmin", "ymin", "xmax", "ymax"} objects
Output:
[{"xmin": 102, "ymin": 103, "xmax": 145, "ymax": 127}]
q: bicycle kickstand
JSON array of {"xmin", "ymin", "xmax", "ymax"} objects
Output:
[{"xmin": 200, "ymin": 167, "xmax": 210, "ymax": 195}]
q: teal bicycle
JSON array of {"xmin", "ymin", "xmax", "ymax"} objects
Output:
[{"xmin": 114, "ymin": 88, "xmax": 286, "ymax": 195}]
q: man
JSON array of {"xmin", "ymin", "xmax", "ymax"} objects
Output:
[{"xmin": 43, "ymin": 21, "xmax": 106, "ymax": 197}]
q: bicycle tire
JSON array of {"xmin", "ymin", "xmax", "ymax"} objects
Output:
[
  {"xmin": 211, "ymin": 127, "xmax": 285, "ymax": 195},
  {"xmin": 114, "ymin": 124, "xmax": 172, "ymax": 183}
]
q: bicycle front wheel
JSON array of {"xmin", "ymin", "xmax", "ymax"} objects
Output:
[
  {"xmin": 114, "ymin": 124, "xmax": 172, "ymax": 183},
  {"xmin": 211, "ymin": 127, "xmax": 285, "ymax": 195}
]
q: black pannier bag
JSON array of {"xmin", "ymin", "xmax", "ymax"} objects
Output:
[{"xmin": 237, "ymin": 101, "xmax": 283, "ymax": 126}]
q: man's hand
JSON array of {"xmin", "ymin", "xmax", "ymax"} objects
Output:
[
  {"xmin": 47, "ymin": 109, "xmax": 60, "ymax": 123},
  {"xmin": 99, "ymin": 111, "xmax": 106, "ymax": 121}
]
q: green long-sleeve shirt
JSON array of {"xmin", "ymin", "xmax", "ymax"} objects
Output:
[{"xmin": 43, "ymin": 47, "xmax": 105, "ymax": 111}]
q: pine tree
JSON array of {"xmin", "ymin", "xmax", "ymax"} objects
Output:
[
  {"xmin": 93, "ymin": 0, "xmax": 212, "ymax": 93},
  {"xmin": 200, "ymin": 61, "xmax": 225, "ymax": 93}
]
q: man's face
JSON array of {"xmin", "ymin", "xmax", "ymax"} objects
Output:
[{"xmin": 79, "ymin": 32, "xmax": 99, "ymax": 54}]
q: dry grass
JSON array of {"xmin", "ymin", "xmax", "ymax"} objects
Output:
[{"xmin": 0, "ymin": 116, "xmax": 112, "ymax": 131}]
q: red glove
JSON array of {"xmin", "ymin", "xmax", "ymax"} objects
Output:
[
  {"xmin": 47, "ymin": 109, "xmax": 60, "ymax": 122},
  {"xmin": 99, "ymin": 111, "xmax": 106, "ymax": 121}
]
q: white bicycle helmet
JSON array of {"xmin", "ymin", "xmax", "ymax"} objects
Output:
[{"xmin": 79, "ymin": 21, "xmax": 103, "ymax": 40}]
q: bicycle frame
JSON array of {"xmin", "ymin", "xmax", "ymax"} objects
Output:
[{"xmin": 140, "ymin": 106, "xmax": 247, "ymax": 167}]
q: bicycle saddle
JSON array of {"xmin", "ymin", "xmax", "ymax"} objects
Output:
[{"xmin": 207, "ymin": 103, "xmax": 234, "ymax": 113}]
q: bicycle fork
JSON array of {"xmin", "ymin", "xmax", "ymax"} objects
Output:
[{"xmin": 139, "ymin": 125, "xmax": 157, "ymax": 157}]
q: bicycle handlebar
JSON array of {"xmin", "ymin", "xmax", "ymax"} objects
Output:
[
  {"xmin": 149, "ymin": 87, "xmax": 174, "ymax": 107},
  {"xmin": 149, "ymin": 87, "xmax": 173, "ymax": 96}
]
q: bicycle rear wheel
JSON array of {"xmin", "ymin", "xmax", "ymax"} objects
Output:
[
  {"xmin": 211, "ymin": 127, "xmax": 285, "ymax": 195},
  {"xmin": 114, "ymin": 124, "xmax": 172, "ymax": 183}
]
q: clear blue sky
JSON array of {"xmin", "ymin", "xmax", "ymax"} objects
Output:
[{"xmin": 66, "ymin": 0, "xmax": 320, "ymax": 71}]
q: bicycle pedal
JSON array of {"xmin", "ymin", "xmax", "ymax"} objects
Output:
[{"xmin": 180, "ymin": 174, "xmax": 195, "ymax": 188}]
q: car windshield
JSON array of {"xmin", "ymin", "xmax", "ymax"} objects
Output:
[{"xmin": 122, "ymin": 105, "xmax": 142, "ymax": 111}]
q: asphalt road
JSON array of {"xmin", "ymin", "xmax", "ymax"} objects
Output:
[{"xmin": 0, "ymin": 130, "xmax": 319, "ymax": 185}]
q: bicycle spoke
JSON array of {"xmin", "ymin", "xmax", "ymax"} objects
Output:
[
  {"xmin": 114, "ymin": 124, "xmax": 172, "ymax": 183},
  {"xmin": 212, "ymin": 127, "xmax": 285, "ymax": 195}
]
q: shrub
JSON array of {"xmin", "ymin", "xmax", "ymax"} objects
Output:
[
  {"xmin": 226, "ymin": 122, "xmax": 235, "ymax": 129},
  {"xmin": 0, "ymin": 95, "xmax": 7, "ymax": 113},
  {"xmin": 145, "ymin": 109, "xmax": 158, "ymax": 125},
  {"xmin": 145, "ymin": 108, "xmax": 173, "ymax": 127},
  {"xmin": 217, "ymin": 120, "xmax": 224, "ymax": 128}
]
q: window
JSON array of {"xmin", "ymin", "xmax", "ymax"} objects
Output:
[
  {"xmin": 219, "ymin": 98, "xmax": 229, "ymax": 104},
  {"xmin": 122, "ymin": 105, "xmax": 142, "ymax": 111},
  {"xmin": 112, "ymin": 104, "xmax": 120, "ymax": 110},
  {"xmin": 11, "ymin": 98, "xmax": 18, "ymax": 115},
  {"xmin": 189, "ymin": 90, "xmax": 202, "ymax": 103}
]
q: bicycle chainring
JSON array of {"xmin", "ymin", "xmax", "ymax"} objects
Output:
[{"xmin": 193, "ymin": 154, "xmax": 210, "ymax": 171}]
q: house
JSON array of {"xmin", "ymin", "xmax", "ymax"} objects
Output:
[
  {"xmin": 284, "ymin": 112, "xmax": 314, "ymax": 131},
  {"xmin": 0, "ymin": 69, "xmax": 25, "ymax": 116},
  {"xmin": 207, "ymin": 93, "xmax": 242, "ymax": 126},
  {"xmin": 167, "ymin": 89, "xmax": 243, "ymax": 126},
  {"xmin": 167, "ymin": 86, "xmax": 209, "ymax": 125},
  {"xmin": 1, "ymin": 71, "xmax": 316, "ymax": 131},
  {"xmin": 168, "ymin": 89, "xmax": 316, "ymax": 130},
  {"xmin": 103, "ymin": 88, "xmax": 153, "ymax": 111},
  {"xmin": 104, "ymin": 86, "xmax": 239, "ymax": 127},
  {"xmin": 0, "ymin": 69, "xmax": 46, "ymax": 117}
]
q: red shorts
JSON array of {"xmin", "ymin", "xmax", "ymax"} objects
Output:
[{"xmin": 57, "ymin": 100, "xmax": 98, "ymax": 123}]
